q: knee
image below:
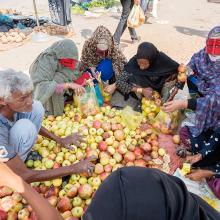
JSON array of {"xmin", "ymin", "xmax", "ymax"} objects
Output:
[
  {"xmin": 10, "ymin": 119, "xmax": 38, "ymax": 142},
  {"xmin": 32, "ymin": 100, "xmax": 45, "ymax": 121}
]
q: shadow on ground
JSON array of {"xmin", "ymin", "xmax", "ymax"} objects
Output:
[
  {"xmin": 174, "ymin": 26, "xmax": 209, "ymax": 38},
  {"xmin": 80, "ymin": 28, "xmax": 93, "ymax": 39}
]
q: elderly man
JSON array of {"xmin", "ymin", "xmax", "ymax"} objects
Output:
[{"xmin": 0, "ymin": 69, "xmax": 95, "ymax": 183}]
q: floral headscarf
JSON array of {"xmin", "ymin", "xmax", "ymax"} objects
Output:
[
  {"xmin": 188, "ymin": 26, "xmax": 220, "ymax": 137},
  {"xmin": 80, "ymin": 26, "xmax": 127, "ymax": 77}
]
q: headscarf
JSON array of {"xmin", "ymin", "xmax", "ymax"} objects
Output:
[
  {"xmin": 187, "ymin": 26, "xmax": 220, "ymax": 137},
  {"xmin": 124, "ymin": 42, "xmax": 179, "ymax": 92},
  {"xmin": 80, "ymin": 25, "xmax": 127, "ymax": 77},
  {"xmin": 83, "ymin": 167, "xmax": 220, "ymax": 220},
  {"xmin": 30, "ymin": 39, "xmax": 79, "ymax": 116}
]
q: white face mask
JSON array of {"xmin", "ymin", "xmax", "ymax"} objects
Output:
[{"xmin": 208, "ymin": 54, "xmax": 220, "ymax": 62}]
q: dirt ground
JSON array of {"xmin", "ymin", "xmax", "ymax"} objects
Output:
[{"xmin": 0, "ymin": 0, "xmax": 220, "ymax": 72}]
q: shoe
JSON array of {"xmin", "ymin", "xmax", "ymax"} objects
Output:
[{"xmin": 131, "ymin": 36, "xmax": 141, "ymax": 44}]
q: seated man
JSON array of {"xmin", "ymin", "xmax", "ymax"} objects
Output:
[{"xmin": 0, "ymin": 69, "xmax": 95, "ymax": 183}]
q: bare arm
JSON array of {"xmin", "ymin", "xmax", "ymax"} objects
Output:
[
  {"xmin": 0, "ymin": 162, "xmax": 62, "ymax": 220},
  {"xmin": 6, "ymin": 155, "xmax": 95, "ymax": 183},
  {"xmin": 39, "ymin": 126, "xmax": 61, "ymax": 143}
]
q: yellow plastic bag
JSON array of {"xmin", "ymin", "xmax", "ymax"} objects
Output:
[
  {"xmin": 120, "ymin": 106, "xmax": 143, "ymax": 130},
  {"xmin": 127, "ymin": 4, "xmax": 145, "ymax": 28},
  {"xmin": 74, "ymin": 85, "xmax": 100, "ymax": 117},
  {"xmin": 152, "ymin": 110, "xmax": 179, "ymax": 134}
]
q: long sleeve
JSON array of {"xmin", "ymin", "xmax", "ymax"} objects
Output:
[{"xmin": 116, "ymin": 71, "xmax": 133, "ymax": 94}]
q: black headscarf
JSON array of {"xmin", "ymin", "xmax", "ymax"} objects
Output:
[
  {"xmin": 83, "ymin": 167, "xmax": 220, "ymax": 220},
  {"xmin": 124, "ymin": 42, "xmax": 179, "ymax": 92}
]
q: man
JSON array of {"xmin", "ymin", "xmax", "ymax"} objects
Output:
[
  {"xmin": 113, "ymin": 0, "xmax": 141, "ymax": 45},
  {"xmin": 0, "ymin": 69, "xmax": 95, "ymax": 183}
]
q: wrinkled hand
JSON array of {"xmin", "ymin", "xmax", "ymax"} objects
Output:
[
  {"xmin": 59, "ymin": 133, "xmax": 85, "ymax": 150},
  {"xmin": 142, "ymin": 88, "xmax": 153, "ymax": 99},
  {"xmin": 134, "ymin": 0, "xmax": 140, "ymax": 5},
  {"xmin": 0, "ymin": 162, "xmax": 23, "ymax": 191},
  {"xmin": 104, "ymin": 84, "xmax": 116, "ymax": 95},
  {"xmin": 163, "ymin": 100, "xmax": 187, "ymax": 112},
  {"xmin": 68, "ymin": 83, "xmax": 85, "ymax": 96},
  {"xmin": 74, "ymin": 156, "xmax": 97, "ymax": 176},
  {"xmin": 185, "ymin": 154, "xmax": 202, "ymax": 165}
]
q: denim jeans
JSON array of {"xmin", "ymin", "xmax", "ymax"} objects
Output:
[
  {"xmin": 113, "ymin": 0, "xmax": 138, "ymax": 44},
  {"xmin": 10, "ymin": 101, "xmax": 44, "ymax": 161},
  {"xmin": 141, "ymin": 0, "xmax": 149, "ymax": 14}
]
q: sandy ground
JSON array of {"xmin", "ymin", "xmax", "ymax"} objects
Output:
[{"xmin": 0, "ymin": 0, "xmax": 220, "ymax": 72}]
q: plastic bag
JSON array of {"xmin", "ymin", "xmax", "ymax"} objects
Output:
[
  {"xmin": 74, "ymin": 85, "xmax": 100, "ymax": 117},
  {"xmin": 127, "ymin": 4, "xmax": 145, "ymax": 28},
  {"xmin": 120, "ymin": 106, "xmax": 143, "ymax": 130},
  {"xmin": 94, "ymin": 84, "xmax": 104, "ymax": 106},
  {"xmin": 153, "ymin": 110, "xmax": 179, "ymax": 134}
]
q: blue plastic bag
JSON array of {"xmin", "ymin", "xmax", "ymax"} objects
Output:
[{"xmin": 94, "ymin": 84, "xmax": 104, "ymax": 106}]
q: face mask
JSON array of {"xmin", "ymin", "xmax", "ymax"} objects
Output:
[{"xmin": 208, "ymin": 54, "xmax": 220, "ymax": 62}]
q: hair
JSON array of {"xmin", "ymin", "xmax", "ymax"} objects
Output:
[{"xmin": 0, "ymin": 69, "xmax": 33, "ymax": 100}]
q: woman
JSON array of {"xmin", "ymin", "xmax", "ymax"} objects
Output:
[
  {"xmin": 83, "ymin": 167, "xmax": 220, "ymax": 220},
  {"xmin": 163, "ymin": 26, "xmax": 220, "ymax": 182},
  {"xmin": 111, "ymin": 42, "xmax": 179, "ymax": 110},
  {"xmin": 30, "ymin": 39, "xmax": 84, "ymax": 116},
  {"xmin": 80, "ymin": 26, "xmax": 127, "ymax": 97}
]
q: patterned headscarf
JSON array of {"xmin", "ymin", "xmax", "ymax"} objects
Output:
[
  {"xmin": 188, "ymin": 26, "xmax": 220, "ymax": 137},
  {"xmin": 80, "ymin": 26, "xmax": 127, "ymax": 76}
]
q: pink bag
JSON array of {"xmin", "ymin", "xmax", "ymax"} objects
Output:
[{"xmin": 208, "ymin": 178, "xmax": 220, "ymax": 199}]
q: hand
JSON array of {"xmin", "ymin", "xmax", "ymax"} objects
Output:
[
  {"xmin": 186, "ymin": 169, "xmax": 214, "ymax": 181},
  {"xmin": 0, "ymin": 162, "xmax": 24, "ymax": 192},
  {"xmin": 142, "ymin": 88, "xmax": 153, "ymax": 99},
  {"xmin": 104, "ymin": 84, "xmax": 116, "ymax": 95},
  {"xmin": 67, "ymin": 83, "xmax": 85, "ymax": 96},
  {"xmin": 58, "ymin": 133, "xmax": 86, "ymax": 150},
  {"xmin": 163, "ymin": 100, "xmax": 188, "ymax": 112},
  {"xmin": 134, "ymin": 0, "xmax": 140, "ymax": 5},
  {"xmin": 74, "ymin": 156, "xmax": 97, "ymax": 176},
  {"xmin": 185, "ymin": 154, "xmax": 202, "ymax": 165}
]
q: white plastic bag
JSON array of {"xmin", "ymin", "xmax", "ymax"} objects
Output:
[{"xmin": 127, "ymin": 4, "xmax": 145, "ymax": 28}]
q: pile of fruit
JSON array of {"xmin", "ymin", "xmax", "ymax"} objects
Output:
[
  {"xmin": 0, "ymin": 103, "xmax": 181, "ymax": 219},
  {"xmin": 0, "ymin": 29, "xmax": 28, "ymax": 44},
  {"xmin": 34, "ymin": 24, "xmax": 70, "ymax": 36},
  {"xmin": 0, "ymin": 9, "xmax": 21, "ymax": 15}
]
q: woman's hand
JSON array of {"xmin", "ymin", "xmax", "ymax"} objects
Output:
[
  {"xmin": 67, "ymin": 83, "xmax": 85, "ymax": 96},
  {"xmin": 142, "ymin": 88, "xmax": 153, "ymax": 99},
  {"xmin": 163, "ymin": 100, "xmax": 188, "ymax": 112},
  {"xmin": 104, "ymin": 83, "xmax": 116, "ymax": 95}
]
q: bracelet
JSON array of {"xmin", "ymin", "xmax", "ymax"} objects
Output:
[
  {"xmin": 137, "ymin": 88, "xmax": 143, "ymax": 93},
  {"xmin": 65, "ymin": 83, "xmax": 70, "ymax": 89}
]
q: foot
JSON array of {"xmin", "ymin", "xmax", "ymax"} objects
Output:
[
  {"xmin": 186, "ymin": 169, "xmax": 214, "ymax": 181},
  {"xmin": 185, "ymin": 154, "xmax": 202, "ymax": 164},
  {"xmin": 144, "ymin": 16, "xmax": 149, "ymax": 24},
  {"xmin": 131, "ymin": 36, "xmax": 141, "ymax": 44}
]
